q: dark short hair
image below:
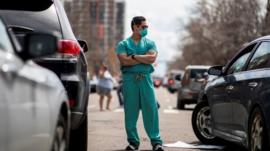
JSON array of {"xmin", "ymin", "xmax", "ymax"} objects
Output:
[{"xmin": 131, "ymin": 16, "xmax": 146, "ymax": 31}]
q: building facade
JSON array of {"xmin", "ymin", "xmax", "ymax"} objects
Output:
[{"xmin": 63, "ymin": 0, "xmax": 125, "ymax": 76}]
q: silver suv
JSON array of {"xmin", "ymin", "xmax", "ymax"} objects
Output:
[
  {"xmin": 176, "ymin": 65, "xmax": 210, "ymax": 109},
  {"xmin": 0, "ymin": 18, "xmax": 70, "ymax": 151}
]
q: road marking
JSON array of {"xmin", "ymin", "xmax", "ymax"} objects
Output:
[
  {"xmin": 113, "ymin": 108, "xmax": 124, "ymax": 113},
  {"xmin": 164, "ymin": 141, "xmax": 225, "ymax": 149},
  {"xmin": 88, "ymin": 105, "xmax": 96, "ymax": 109},
  {"xmin": 163, "ymin": 109, "xmax": 180, "ymax": 114}
]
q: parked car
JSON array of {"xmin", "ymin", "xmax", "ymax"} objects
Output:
[
  {"xmin": 162, "ymin": 75, "xmax": 169, "ymax": 88},
  {"xmin": 192, "ymin": 36, "xmax": 270, "ymax": 151},
  {"xmin": 166, "ymin": 69, "xmax": 184, "ymax": 93},
  {"xmin": 0, "ymin": 1, "xmax": 89, "ymax": 150},
  {"xmin": 176, "ymin": 65, "xmax": 210, "ymax": 109},
  {"xmin": 152, "ymin": 75, "xmax": 163, "ymax": 88},
  {"xmin": 89, "ymin": 75, "xmax": 98, "ymax": 93},
  {"xmin": 0, "ymin": 17, "xmax": 70, "ymax": 151}
]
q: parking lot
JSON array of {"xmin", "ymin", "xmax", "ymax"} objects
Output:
[{"xmin": 87, "ymin": 87, "xmax": 245, "ymax": 151}]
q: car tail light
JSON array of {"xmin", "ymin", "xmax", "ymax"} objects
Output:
[
  {"xmin": 168, "ymin": 79, "xmax": 174, "ymax": 85},
  {"xmin": 69, "ymin": 99, "xmax": 76, "ymax": 108},
  {"xmin": 58, "ymin": 39, "xmax": 81, "ymax": 55}
]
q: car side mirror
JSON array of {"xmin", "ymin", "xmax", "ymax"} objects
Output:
[
  {"xmin": 78, "ymin": 39, "xmax": 88, "ymax": 53},
  {"xmin": 21, "ymin": 33, "xmax": 58, "ymax": 61},
  {"xmin": 175, "ymin": 75, "xmax": 181, "ymax": 81},
  {"xmin": 208, "ymin": 65, "xmax": 223, "ymax": 76}
]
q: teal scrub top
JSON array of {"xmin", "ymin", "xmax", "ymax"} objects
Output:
[{"xmin": 116, "ymin": 37, "xmax": 157, "ymax": 74}]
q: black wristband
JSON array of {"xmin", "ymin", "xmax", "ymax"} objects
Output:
[{"xmin": 131, "ymin": 54, "xmax": 135, "ymax": 60}]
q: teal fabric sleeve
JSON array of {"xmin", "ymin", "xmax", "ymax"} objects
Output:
[
  {"xmin": 116, "ymin": 41, "xmax": 127, "ymax": 54},
  {"xmin": 148, "ymin": 40, "xmax": 157, "ymax": 52}
]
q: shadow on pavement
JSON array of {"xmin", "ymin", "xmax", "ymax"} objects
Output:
[
  {"xmin": 173, "ymin": 107, "xmax": 194, "ymax": 111},
  {"xmin": 223, "ymin": 144, "xmax": 246, "ymax": 151},
  {"xmin": 112, "ymin": 150, "xmax": 152, "ymax": 151}
]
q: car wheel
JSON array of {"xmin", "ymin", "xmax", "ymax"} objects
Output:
[
  {"xmin": 168, "ymin": 88, "xmax": 175, "ymax": 93},
  {"xmin": 177, "ymin": 99, "xmax": 185, "ymax": 109},
  {"xmin": 192, "ymin": 101, "xmax": 221, "ymax": 144},
  {"xmin": 51, "ymin": 113, "xmax": 68, "ymax": 151},
  {"xmin": 69, "ymin": 115, "xmax": 88, "ymax": 151},
  {"xmin": 249, "ymin": 108, "xmax": 269, "ymax": 151}
]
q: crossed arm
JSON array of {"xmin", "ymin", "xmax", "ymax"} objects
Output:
[{"xmin": 117, "ymin": 51, "xmax": 157, "ymax": 66}]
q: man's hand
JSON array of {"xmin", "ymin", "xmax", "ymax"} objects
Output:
[
  {"xmin": 134, "ymin": 51, "xmax": 157, "ymax": 64},
  {"xmin": 117, "ymin": 54, "xmax": 140, "ymax": 66}
]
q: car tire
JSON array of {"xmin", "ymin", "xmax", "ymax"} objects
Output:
[
  {"xmin": 168, "ymin": 88, "xmax": 175, "ymax": 94},
  {"xmin": 192, "ymin": 101, "xmax": 222, "ymax": 144},
  {"xmin": 248, "ymin": 107, "xmax": 269, "ymax": 151},
  {"xmin": 51, "ymin": 113, "xmax": 68, "ymax": 151},
  {"xmin": 69, "ymin": 115, "xmax": 88, "ymax": 151},
  {"xmin": 177, "ymin": 99, "xmax": 185, "ymax": 109}
]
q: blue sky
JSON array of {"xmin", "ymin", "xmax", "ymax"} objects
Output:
[{"xmin": 124, "ymin": 0, "xmax": 196, "ymax": 76}]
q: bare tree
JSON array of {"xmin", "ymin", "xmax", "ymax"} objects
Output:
[
  {"xmin": 170, "ymin": 0, "xmax": 263, "ymax": 70},
  {"xmin": 262, "ymin": 0, "xmax": 270, "ymax": 35}
]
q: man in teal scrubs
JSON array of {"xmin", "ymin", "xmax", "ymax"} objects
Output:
[{"xmin": 116, "ymin": 16, "xmax": 164, "ymax": 151}]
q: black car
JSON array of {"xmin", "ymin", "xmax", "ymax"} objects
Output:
[
  {"xmin": 192, "ymin": 36, "xmax": 270, "ymax": 151},
  {"xmin": 0, "ymin": 1, "xmax": 89, "ymax": 150}
]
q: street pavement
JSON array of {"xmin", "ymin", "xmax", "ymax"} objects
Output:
[{"xmin": 87, "ymin": 87, "xmax": 245, "ymax": 151}]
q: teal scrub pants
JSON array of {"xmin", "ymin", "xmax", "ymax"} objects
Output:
[{"xmin": 122, "ymin": 73, "xmax": 162, "ymax": 147}]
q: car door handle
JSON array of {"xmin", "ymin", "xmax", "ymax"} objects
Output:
[
  {"xmin": 248, "ymin": 82, "xmax": 258, "ymax": 88},
  {"xmin": 226, "ymin": 85, "xmax": 234, "ymax": 90}
]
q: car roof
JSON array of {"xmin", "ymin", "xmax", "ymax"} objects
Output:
[
  {"xmin": 0, "ymin": 0, "xmax": 76, "ymax": 40},
  {"xmin": 169, "ymin": 69, "xmax": 184, "ymax": 73},
  {"xmin": 185, "ymin": 65, "xmax": 211, "ymax": 69},
  {"xmin": 251, "ymin": 35, "xmax": 270, "ymax": 43}
]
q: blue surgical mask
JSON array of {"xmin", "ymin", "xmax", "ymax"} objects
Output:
[{"xmin": 140, "ymin": 28, "xmax": 148, "ymax": 37}]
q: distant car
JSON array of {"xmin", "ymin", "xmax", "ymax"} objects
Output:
[
  {"xmin": 152, "ymin": 76, "xmax": 163, "ymax": 88},
  {"xmin": 0, "ymin": 1, "xmax": 89, "ymax": 150},
  {"xmin": 162, "ymin": 75, "xmax": 169, "ymax": 87},
  {"xmin": 89, "ymin": 76, "xmax": 98, "ymax": 93},
  {"xmin": 0, "ymin": 18, "xmax": 70, "ymax": 151},
  {"xmin": 192, "ymin": 35, "xmax": 270, "ymax": 151},
  {"xmin": 176, "ymin": 65, "xmax": 210, "ymax": 109},
  {"xmin": 166, "ymin": 70, "xmax": 184, "ymax": 93}
]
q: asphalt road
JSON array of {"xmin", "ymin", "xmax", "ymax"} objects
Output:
[{"xmin": 87, "ymin": 87, "xmax": 245, "ymax": 151}]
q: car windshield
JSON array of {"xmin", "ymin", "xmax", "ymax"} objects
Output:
[{"xmin": 190, "ymin": 69, "xmax": 208, "ymax": 78}]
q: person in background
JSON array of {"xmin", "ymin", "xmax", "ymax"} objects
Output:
[{"xmin": 97, "ymin": 63, "xmax": 114, "ymax": 111}]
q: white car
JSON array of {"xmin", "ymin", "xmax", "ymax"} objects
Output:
[{"xmin": 0, "ymin": 18, "xmax": 70, "ymax": 151}]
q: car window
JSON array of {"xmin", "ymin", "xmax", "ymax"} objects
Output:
[
  {"xmin": 226, "ymin": 43, "xmax": 257, "ymax": 75},
  {"xmin": 227, "ymin": 52, "xmax": 251, "ymax": 74},
  {"xmin": 190, "ymin": 69, "xmax": 208, "ymax": 78},
  {"xmin": 0, "ymin": 1, "xmax": 53, "ymax": 11},
  {"xmin": 247, "ymin": 42, "xmax": 270, "ymax": 70},
  {"xmin": 0, "ymin": 20, "xmax": 14, "ymax": 52},
  {"xmin": 0, "ymin": 3, "xmax": 61, "ymax": 39}
]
